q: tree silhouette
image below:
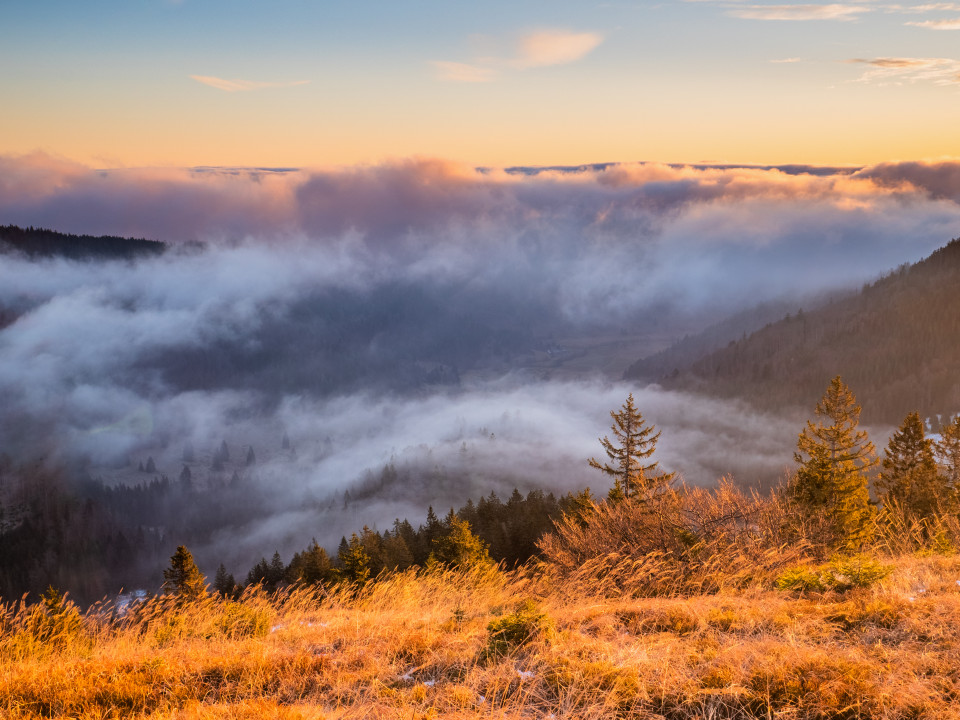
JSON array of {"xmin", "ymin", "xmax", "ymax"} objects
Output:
[
  {"xmin": 162, "ymin": 545, "xmax": 206, "ymax": 598},
  {"xmin": 589, "ymin": 393, "xmax": 674, "ymax": 502}
]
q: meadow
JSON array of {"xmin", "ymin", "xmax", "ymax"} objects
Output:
[{"xmin": 4, "ymin": 526, "xmax": 960, "ymax": 720}]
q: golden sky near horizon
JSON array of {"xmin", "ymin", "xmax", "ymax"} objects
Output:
[{"xmin": 2, "ymin": 1, "xmax": 960, "ymax": 168}]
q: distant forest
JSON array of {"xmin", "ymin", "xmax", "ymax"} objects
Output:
[
  {"xmin": 0, "ymin": 457, "xmax": 574, "ymax": 605},
  {"xmin": 0, "ymin": 225, "xmax": 165, "ymax": 261},
  {"xmin": 628, "ymin": 237, "xmax": 960, "ymax": 426}
]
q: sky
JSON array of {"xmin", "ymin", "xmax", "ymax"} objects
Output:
[{"xmin": 2, "ymin": 0, "xmax": 960, "ymax": 168}]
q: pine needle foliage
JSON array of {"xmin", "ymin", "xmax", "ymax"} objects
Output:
[
  {"xmin": 162, "ymin": 545, "xmax": 207, "ymax": 599},
  {"xmin": 589, "ymin": 393, "xmax": 675, "ymax": 502},
  {"xmin": 876, "ymin": 411, "xmax": 945, "ymax": 519},
  {"xmin": 790, "ymin": 376, "xmax": 876, "ymax": 552},
  {"xmin": 936, "ymin": 414, "xmax": 960, "ymax": 493}
]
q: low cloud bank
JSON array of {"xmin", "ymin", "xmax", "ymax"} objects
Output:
[{"xmin": 0, "ymin": 154, "xmax": 943, "ymax": 565}]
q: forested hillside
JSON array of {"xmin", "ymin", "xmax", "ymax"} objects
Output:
[
  {"xmin": 641, "ymin": 237, "xmax": 960, "ymax": 425},
  {"xmin": 0, "ymin": 225, "xmax": 165, "ymax": 260},
  {"xmin": 623, "ymin": 297, "xmax": 826, "ymax": 383}
]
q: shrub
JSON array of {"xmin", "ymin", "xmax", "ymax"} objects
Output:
[
  {"xmin": 776, "ymin": 555, "xmax": 893, "ymax": 593},
  {"xmin": 827, "ymin": 555, "xmax": 893, "ymax": 591},
  {"xmin": 775, "ymin": 566, "xmax": 827, "ymax": 592},
  {"xmin": 485, "ymin": 600, "xmax": 552, "ymax": 658}
]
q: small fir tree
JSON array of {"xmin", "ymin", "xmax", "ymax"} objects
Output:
[
  {"xmin": 430, "ymin": 515, "xmax": 494, "ymax": 570},
  {"xmin": 213, "ymin": 563, "xmax": 236, "ymax": 596},
  {"xmin": 287, "ymin": 539, "xmax": 334, "ymax": 585},
  {"xmin": 790, "ymin": 376, "xmax": 876, "ymax": 551},
  {"xmin": 162, "ymin": 545, "xmax": 206, "ymax": 598},
  {"xmin": 936, "ymin": 415, "xmax": 960, "ymax": 495},
  {"xmin": 589, "ymin": 393, "xmax": 674, "ymax": 502},
  {"xmin": 338, "ymin": 533, "xmax": 371, "ymax": 585},
  {"xmin": 876, "ymin": 411, "xmax": 943, "ymax": 518}
]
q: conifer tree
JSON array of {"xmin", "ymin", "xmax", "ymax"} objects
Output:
[
  {"xmin": 338, "ymin": 533, "xmax": 371, "ymax": 585},
  {"xmin": 430, "ymin": 516, "xmax": 494, "ymax": 570},
  {"xmin": 790, "ymin": 376, "xmax": 876, "ymax": 551},
  {"xmin": 162, "ymin": 545, "xmax": 206, "ymax": 598},
  {"xmin": 589, "ymin": 393, "xmax": 674, "ymax": 502},
  {"xmin": 213, "ymin": 563, "xmax": 236, "ymax": 596},
  {"xmin": 268, "ymin": 551, "xmax": 286, "ymax": 588},
  {"xmin": 876, "ymin": 411, "xmax": 943, "ymax": 518},
  {"xmin": 936, "ymin": 415, "xmax": 960, "ymax": 494},
  {"xmin": 287, "ymin": 539, "xmax": 334, "ymax": 585}
]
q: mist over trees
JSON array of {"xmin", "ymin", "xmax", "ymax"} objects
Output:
[
  {"xmin": 3, "ymin": 219, "xmax": 960, "ymax": 605},
  {"xmin": 649, "ymin": 238, "xmax": 960, "ymax": 425}
]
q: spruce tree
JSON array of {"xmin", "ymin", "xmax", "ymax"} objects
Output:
[
  {"xmin": 876, "ymin": 411, "xmax": 943, "ymax": 518},
  {"xmin": 936, "ymin": 415, "xmax": 960, "ymax": 495},
  {"xmin": 430, "ymin": 516, "xmax": 494, "ymax": 570},
  {"xmin": 790, "ymin": 376, "xmax": 876, "ymax": 551},
  {"xmin": 287, "ymin": 539, "xmax": 334, "ymax": 585},
  {"xmin": 590, "ymin": 393, "xmax": 674, "ymax": 502},
  {"xmin": 163, "ymin": 545, "xmax": 206, "ymax": 598},
  {"xmin": 213, "ymin": 563, "xmax": 236, "ymax": 596},
  {"xmin": 338, "ymin": 533, "xmax": 371, "ymax": 585}
]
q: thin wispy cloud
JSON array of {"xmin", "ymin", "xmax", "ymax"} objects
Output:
[
  {"xmin": 433, "ymin": 28, "xmax": 603, "ymax": 83},
  {"xmin": 729, "ymin": 4, "xmax": 871, "ymax": 21},
  {"xmin": 771, "ymin": 57, "xmax": 803, "ymax": 63},
  {"xmin": 849, "ymin": 56, "xmax": 960, "ymax": 84},
  {"xmin": 907, "ymin": 17, "xmax": 960, "ymax": 27},
  {"xmin": 512, "ymin": 30, "xmax": 604, "ymax": 68},
  {"xmin": 893, "ymin": 3, "xmax": 960, "ymax": 12},
  {"xmin": 190, "ymin": 75, "xmax": 310, "ymax": 92},
  {"xmin": 431, "ymin": 61, "xmax": 496, "ymax": 83}
]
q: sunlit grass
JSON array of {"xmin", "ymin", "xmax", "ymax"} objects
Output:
[{"xmin": 3, "ymin": 552, "xmax": 960, "ymax": 719}]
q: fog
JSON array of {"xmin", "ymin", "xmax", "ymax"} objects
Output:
[{"xmin": 1, "ymin": 154, "xmax": 952, "ymax": 569}]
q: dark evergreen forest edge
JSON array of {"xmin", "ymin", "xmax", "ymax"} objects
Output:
[
  {"xmin": 627, "ymin": 236, "xmax": 960, "ymax": 426},
  {"xmin": 0, "ymin": 224, "xmax": 165, "ymax": 261}
]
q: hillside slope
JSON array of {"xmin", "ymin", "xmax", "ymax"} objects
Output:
[{"xmin": 649, "ymin": 238, "xmax": 960, "ymax": 425}]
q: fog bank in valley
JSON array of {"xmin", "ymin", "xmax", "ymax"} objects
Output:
[{"xmin": 1, "ymin": 153, "xmax": 949, "ymax": 569}]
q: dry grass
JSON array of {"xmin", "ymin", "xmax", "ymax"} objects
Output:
[{"xmin": 3, "ymin": 552, "xmax": 960, "ymax": 719}]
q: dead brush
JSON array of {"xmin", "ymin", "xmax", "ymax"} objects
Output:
[{"xmin": 538, "ymin": 478, "xmax": 810, "ymax": 598}]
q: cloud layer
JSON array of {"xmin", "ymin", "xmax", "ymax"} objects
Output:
[
  {"xmin": 5, "ymin": 154, "xmax": 960, "ymax": 318},
  {"xmin": 3, "ymin": 153, "xmax": 951, "ymax": 565}
]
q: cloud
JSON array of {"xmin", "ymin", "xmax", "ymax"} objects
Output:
[
  {"xmin": 189, "ymin": 75, "xmax": 310, "ymax": 92},
  {"xmin": 848, "ymin": 56, "xmax": 960, "ymax": 84},
  {"xmin": 907, "ymin": 17, "xmax": 960, "ymax": 27},
  {"xmin": 513, "ymin": 30, "xmax": 604, "ymax": 68},
  {"xmin": 431, "ymin": 61, "xmax": 496, "ymax": 83},
  {"xmin": 896, "ymin": 3, "xmax": 960, "ymax": 12},
  {"xmin": 771, "ymin": 57, "xmax": 802, "ymax": 63},
  {"xmin": 4, "ymin": 154, "xmax": 960, "ymax": 327},
  {"xmin": 729, "ymin": 4, "xmax": 871, "ymax": 20},
  {"xmin": 432, "ymin": 28, "xmax": 603, "ymax": 82},
  {"xmin": 4, "ymin": 153, "xmax": 960, "ymax": 569}
]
